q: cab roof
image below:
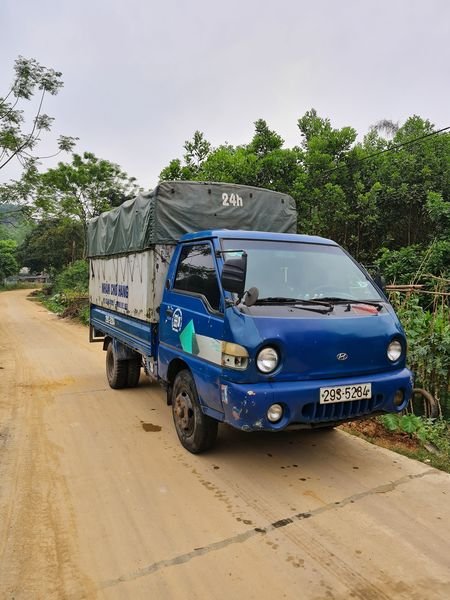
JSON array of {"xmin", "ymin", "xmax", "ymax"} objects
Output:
[{"xmin": 179, "ymin": 229, "xmax": 338, "ymax": 246}]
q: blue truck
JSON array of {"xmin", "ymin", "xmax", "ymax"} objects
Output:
[{"xmin": 88, "ymin": 181, "xmax": 413, "ymax": 453}]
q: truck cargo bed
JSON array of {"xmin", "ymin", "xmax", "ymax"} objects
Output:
[{"xmin": 89, "ymin": 246, "xmax": 174, "ymax": 323}]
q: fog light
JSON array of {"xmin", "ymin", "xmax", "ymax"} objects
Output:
[
  {"xmin": 267, "ymin": 403, "xmax": 283, "ymax": 423},
  {"xmin": 394, "ymin": 389, "xmax": 404, "ymax": 406}
]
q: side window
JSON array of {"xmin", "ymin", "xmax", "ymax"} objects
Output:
[{"xmin": 174, "ymin": 244, "xmax": 221, "ymax": 311}]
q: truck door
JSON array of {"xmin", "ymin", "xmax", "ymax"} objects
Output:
[{"xmin": 159, "ymin": 242, "xmax": 224, "ymax": 414}]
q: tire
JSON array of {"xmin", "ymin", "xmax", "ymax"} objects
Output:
[
  {"xmin": 106, "ymin": 341, "xmax": 128, "ymax": 389},
  {"xmin": 171, "ymin": 370, "xmax": 218, "ymax": 454},
  {"xmin": 407, "ymin": 388, "xmax": 441, "ymax": 419},
  {"xmin": 127, "ymin": 356, "xmax": 141, "ymax": 388}
]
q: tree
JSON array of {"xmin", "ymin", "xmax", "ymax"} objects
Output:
[
  {"xmin": 294, "ymin": 109, "xmax": 360, "ymax": 251},
  {"xmin": 0, "ymin": 239, "xmax": 18, "ymax": 281},
  {"xmin": 160, "ymin": 131, "xmax": 211, "ymax": 181},
  {"xmin": 158, "ymin": 111, "xmax": 450, "ymax": 274},
  {"xmin": 161, "ymin": 121, "xmax": 300, "ymax": 193},
  {"xmin": 0, "ymin": 56, "xmax": 77, "ymax": 176},
  {"xmin": 0, "ymin": 199, "xmax": 34, "ymax": 243},
  {"xmin": 196, "ymin": 144, "xmax": 260, "ymax": 186},
  {"xmin": 374, "ymin": 116, "xmax": 450, "ymax": 249},
  {"xmin": 159, "ymin": 158, "xmax": 190, "ymax": 182},
  {"xmin": 17, "ymin": 217, "xmax": 84, "ymax": 274},
  {"xmin": 34, "ymin": 152, "xmax": 141, "ymax": 253},
  {"xmin": 247, "ymin": 119, "xmax": 284, "ymax": 156},
  {"xmin": 183, "ymin": 130, "xmax": 211, "ymax": 172}
]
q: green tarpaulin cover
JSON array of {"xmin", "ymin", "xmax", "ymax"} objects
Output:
[{"xmin": 87, "ymin": 180, "xmax": 297, "ymax": 257}]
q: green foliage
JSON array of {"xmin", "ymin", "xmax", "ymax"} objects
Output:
[
  {"xmin": 159, "ymin": 111, "xmax": 450, "ymax": 269},
  {"xmin": 426, "ymin": 191, "xmax": 450, "ymax": 237},
  {"xmin": 248, "ymin": 119, "xmax": 284, "ymax": 156},
  {"xmin": 381, "ymin": 413, "xmax": 403, "ymax": 432},
  {"xmin": 160, "ymin": 120, "xmax": 300, "ymax": 193},
  {"xmin": 183, "ymin": 130, "xmax": 211, "ymax": 172},
  {"xmin": 0, "ymin": 208, "xmax": 33, "ymax": 244},
  {"xmin": 380, "ymin": 414, "xmax": 450, "ymax": 453},
  {"xmin": 42, "ymin": 293, "xmax": 66, "ymax": 316},
  {"xmin": 377, "ymin": 241, "xmax": 450, "ymax": 285},
  {"xmin": 377, "ymin": 246, "xmax": 425, "ymax": 284},
  {"xmin": 159, "ymin": 158, "xmax": 193, "ymax": 182},
  {"xmin": 37, "ymin": 260, "xmax": 89, "ymax": 323},
  {"xmin": 0, "ymin": 239, "xmax": 18, "ymax": 280},
  {"xmin": 17, "ymin": 217, "xmax": 84, "ymax": 274},
  {"xmin": 380, "ymin": 413, "xmax": 427, "ymax": 440},
  {"xmin": 0, "ymin": 56, "xmax": 77, "ymax": 176},
  {"xmin": 34, "ymin": 152, "xmax": 141, "ymax": 253},
  {"xmin": 197, "ymin": 145, "xmax": 260, "ymax": 185},
  {"xmin": 376, "ymin": 414, "xmax": 450, "ymax": 472},
  {"xmin": 79, "ymin": 304, "xmax": 90, "ymax": 325},
  {"xmin": 53, "ymin": 259, "xmax": 88, "ymax": 294},
  {"xmin": 0, "ymin": 222, "xmax": 13, "ymax": 240},
  {"xmin": 421, "ymin": 419, "xmax": 450, "ymax": 456},
  {"xmin": 0, "ymin": 281, "xmax": 38, "ymax": 292},
  {"xmin": 392, "ymin": 293, "xmax": 450, "ymax": 411}
]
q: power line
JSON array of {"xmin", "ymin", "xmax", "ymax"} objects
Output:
[{"xmin": 320, "ymin": 125, "xmax": 450, "ymax": 178}]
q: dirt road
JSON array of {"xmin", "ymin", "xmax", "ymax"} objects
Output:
[{"xmin": 1, "ymin": 289, "xmax": 449, "ymax": 599}]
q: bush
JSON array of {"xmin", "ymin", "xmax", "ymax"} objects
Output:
[
  {"xmin": 0, "ymin": 239, "xmax": 18, "ymax": 281},
  {"xmin": 37, "ymin": 260, "xmax": 89, "ymax": 323},
  {"xmin": 377, "ymin": 241, "xmax": 450, "ymax": 285},
  {"xmin": 391, "ymin": 292, "xmax": 450, "ymax": 414},
  {"xmin": 53, "ymin": 259, "xmax": 88, "ymax": 294},
  {"xmin": 380, "ymin": 414, "xmax": 450, "ymax": 456}
]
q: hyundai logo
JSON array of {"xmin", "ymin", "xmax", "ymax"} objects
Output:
[{"xmin": 337, "ymin": 353, "xmax": 348, "ymax": 361}]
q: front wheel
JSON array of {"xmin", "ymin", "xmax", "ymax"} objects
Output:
[{"xmin": 171, "ymin": 370, "xmax": 218, "ymax": 453}]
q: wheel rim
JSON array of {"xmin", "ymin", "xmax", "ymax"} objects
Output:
[{"xmin": 174, "ymin": 389, "xmax": 195, "ymax": 436}]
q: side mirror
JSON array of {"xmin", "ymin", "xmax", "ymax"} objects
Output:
[
  {"xmin": 373, "ymin": 273, "xmax": 386, "ymax": 291},
  {"xmin": 221, "ymin": 254, "xmax": 247, "ymax": 298}
]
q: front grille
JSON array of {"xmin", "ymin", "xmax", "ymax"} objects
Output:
[{"xmin": 301, "ymin": 394, "xmax": 384, "ymax": 423}]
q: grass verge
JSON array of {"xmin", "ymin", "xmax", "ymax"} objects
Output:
[
  {"xmin": 341, "ymin": 416, "xmax": 450, "ymax": 474},
  {"xmin": 30, "ymin": 288, "xmax": 89, "ymax": 325},
  {"xmin": 0, "ymin": 282, "xmax": 42, "ymax": 292}
]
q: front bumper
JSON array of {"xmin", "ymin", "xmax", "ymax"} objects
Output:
[{"xmin": 219, "ymin": 368, "xmax": 413, "ymax": 431}]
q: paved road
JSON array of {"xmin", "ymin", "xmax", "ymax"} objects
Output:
[{"xmin": 0, "ymin": 289, "xmax": 449, "ymax": 599}]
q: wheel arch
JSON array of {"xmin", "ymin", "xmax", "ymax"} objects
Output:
[{"xmin": 166, "ymin": 358, "xmax": 190, "ymax": 405}]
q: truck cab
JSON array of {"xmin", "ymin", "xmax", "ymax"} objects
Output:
[{"xmin": 157, "ymin": 230, "xmax": 413, "ymax": 452}]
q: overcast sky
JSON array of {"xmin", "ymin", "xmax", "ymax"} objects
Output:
[{"xmin": 1, "ymin": 0, "xmax": 449, "ymax": 189}]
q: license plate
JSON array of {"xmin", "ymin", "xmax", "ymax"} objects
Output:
[{"xmin": 319, "ymin": 383, "xmax": 372, "ymax": 404}]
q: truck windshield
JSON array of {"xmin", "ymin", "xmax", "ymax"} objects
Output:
[{"xmin": 221, "ymin": 239, "xmax": 383, "ymax": 302}]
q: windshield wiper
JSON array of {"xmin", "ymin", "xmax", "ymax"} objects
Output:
[
  {"xmin": 293, "ymin": 301, "xmax": 333, "ymax": 314},
  {"xmin": 255, "ymin": 297, "xmax": 298, "ymax": 304},
  {"xmin": 256, "ymin": 297, "xmax": 333, "ymax": 314},
  {"xmin": 318, "ymin": 297, "xmax": 384, "ymax": 311}
]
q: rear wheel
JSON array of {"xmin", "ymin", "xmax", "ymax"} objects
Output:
[
  {"xmin": 106, "ymin": 341, "xmax": 128, "ymax": 389},
  {"xmin": 172, "ymin": 370, "xmax": 218, "ymax": 453},
  {"xmin": 127, "ymin": 356, "xmax": 141, "ymax": 388}
]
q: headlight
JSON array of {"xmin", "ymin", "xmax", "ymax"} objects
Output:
[
  {"xmin": 387, "ymin": 340, "xmax": 402, "ymax": 362},
  {"xmin": 256, "ymin": 347, "xmax": 279, "ymax": 373}
]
